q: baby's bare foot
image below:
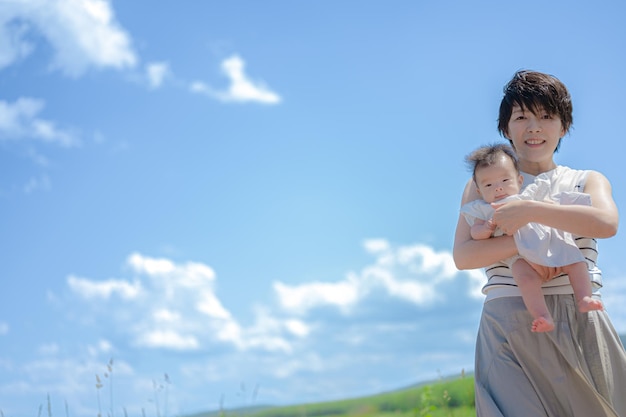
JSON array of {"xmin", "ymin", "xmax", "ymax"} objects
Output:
[
  {"xmin": 532, "ymin": 316, "xmax": 555, "ymax": 333},
  {"xmin": 578, "ymin": 296, "xmax": 604, "ymax": 313}
]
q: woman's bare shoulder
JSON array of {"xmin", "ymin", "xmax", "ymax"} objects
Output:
[
  {"xmin": 584, "ymin": 170, "xmax": 613, "ymax": 191},
  {"xmin": 461, "ymin": 178, "xmax": 481, "ymax": 205}
]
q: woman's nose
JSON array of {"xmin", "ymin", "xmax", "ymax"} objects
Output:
[{"xmin": 527, "ymin": 117, "xmax": 542, "ymax": 132}]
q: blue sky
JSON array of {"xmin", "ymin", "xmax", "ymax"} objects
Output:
[{"xmin": 1, "ymin": 0, "xmax": 626, "ymax": 416}]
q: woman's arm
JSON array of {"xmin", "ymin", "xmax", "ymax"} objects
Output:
[
  {"xmin": 492, "ymin": 171, "xmax": 619, "ymax": 238},
  {"xmin": 453, "ymin": 179, "xmax": 518, "ymax": 270}
]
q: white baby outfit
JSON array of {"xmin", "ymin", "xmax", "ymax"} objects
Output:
[{"xmin": 461, "ymin": 171, "xmax": 592, "ymax": 268}]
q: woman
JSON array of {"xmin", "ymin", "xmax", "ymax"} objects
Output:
[{"xmin": 453, "ymin": 70, "xmax": 626, "ymax": 417}]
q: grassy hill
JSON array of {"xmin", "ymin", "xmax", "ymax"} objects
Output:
[
  {"xmin": 187, "ymin": 334, "xmax": 626, "ymax": 417},
  {"xmin": 6, "ymin": 334, "xmax": 621, "ymax": 417},
  {"xmin": 185, "ymin": 373, "xmax": 476, "ymax": 417}
]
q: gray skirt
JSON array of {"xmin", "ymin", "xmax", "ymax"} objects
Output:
[{"xmin": 475, "ymin": 294, "xmax": 626, "ymax": 417}]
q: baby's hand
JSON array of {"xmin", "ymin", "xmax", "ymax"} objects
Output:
[{"xmin": 471, "ymin": 218, "xmax": 497, "ymax": 240}]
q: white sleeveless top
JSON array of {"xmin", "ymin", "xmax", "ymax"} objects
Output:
[{"xmin": 481, "ymin": 165, "xmax": 602, "ymax": 301}]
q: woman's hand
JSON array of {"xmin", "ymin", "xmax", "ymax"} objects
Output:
[
  {"xmin": 491, "ymin": 199, "xmax": 538, "ymax": 235},
  {"xmin": 490, "ymin": 171, "xmax": 618, "ymax": 239}
]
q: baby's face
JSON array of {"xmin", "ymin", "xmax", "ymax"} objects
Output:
[{"xmin": 475, "ymin": 155, "xmax": 523, "ymax": 203}]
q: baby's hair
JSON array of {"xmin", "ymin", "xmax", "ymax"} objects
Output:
[{"xmin": 465, "ymin": 143, "xmax": 519, "ymax": 185}]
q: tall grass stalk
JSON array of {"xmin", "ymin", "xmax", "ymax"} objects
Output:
[
  {"xmin": 96, "ymin": 374, "xmax": 104, "ymax": 417},
  {"xmin": 152, "ymin": 379, "xmax": 161, "ymax": 417},
  {"xmin": 106, "ymin": 358, "xmax": 115, "ymax": 417}
]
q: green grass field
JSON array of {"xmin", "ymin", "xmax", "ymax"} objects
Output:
[
  {"xmin": 187, "ymin": 373, "xmax": 475, "ymax": 417},
  {"xmin": 14, "ymin": 333, "xmax": 624, "ymax": 416}
]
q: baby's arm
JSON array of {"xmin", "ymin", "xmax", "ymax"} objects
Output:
[
  {"xmin": 454, "ymin": 179, "xmax": 518, "ymax": 270},
  {"xmin": 470, "ymin": 218, "xmax": 496, "ymax": 240}
]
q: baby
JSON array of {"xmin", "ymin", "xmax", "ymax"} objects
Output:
[{"xmin": 461, "ymin": 144, "xmax": 603, "ymax": 332}]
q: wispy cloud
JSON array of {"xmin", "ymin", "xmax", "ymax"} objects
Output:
[
  {"xmin": 145, "ymin": 61, "xmax": 170, "ymax": 89},
  {"xmin": 0, "ymin": 17, "xmax": 34, "ymax": 68},
  {"xmin": 0, "ymin": 0, "xmax": 136, "ymax": 76},
  {"xmin": 0, "ymin": 98, "xmax": 79, "ymax": 146},
  {"xmin": 190, "ymin": 55, "xmax": 282, "ymax": 104},
  {"xmin": 0, "ymin": 97, "xmax": 81, "ymax": 194},
  {"xmin": 67, "ymin": 275, "xmax": 142, "ymax": 299},
  {"xmin": 23, "ymin": 174, "xmax": 52, "ymax": 194}
]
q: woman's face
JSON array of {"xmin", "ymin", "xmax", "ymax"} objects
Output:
[{"xmin": 506, "ymin": 105, "xmax": 565, "ymax": 172}]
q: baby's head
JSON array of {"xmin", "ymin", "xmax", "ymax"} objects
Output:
[{"xmin": 465, "ymin": 144, "xmax": 523, "ymax": 203}]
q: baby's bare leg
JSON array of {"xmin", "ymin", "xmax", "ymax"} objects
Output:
[
  {"xmin": 562, "ymin": 262, "xmax": 604, "ymax": 312},
  {"xmin": 511, "ymin": 259, "xmax": 554, "ymax": 332}
]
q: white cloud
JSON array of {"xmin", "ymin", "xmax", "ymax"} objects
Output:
[
  {"xmin": 0, "ymin": 98, "xmax": 79, "ymax": 146},
  {"xmin": 0, "ymin": 18, "xmax": 33, "ymax": 69},
  {"xmin": 128, "ymin": 252, "xmax": 178, "ymax": 276},
  {"xmin": 363, "ymin": 238, "xmax": 390, "ymax": 253},
  {"xmin": 196, "ymin": 292, "xmax": 232, "ymax": 319},
  {"xmin": 72, "ymin": 245, "xmax": 481, "ymax": 355},
  {"xmin": 67, "ymin": 275, "xmax": 142, "ymax": 299},
  {"xmin": 0, "ymin": 321, "xmax": 8, "ymax": 335},
  {"xmin": 285, "ymin": 319, "xmax": 310, "ymax": 337},
  {"xmin": 273, "ymin": 279, "xmax": 359, "ymax": 314},
  {"xmin": 146, "ymin": 61, "xmax": 169, "ymax": 89},
  {"xmin": 152, "ymin": 308, "xmax": 181, "ymax": 323},
  {"xmin": 127, "ymin": 252, "xmax": 217, "ymax": 288},
  {"xmin": 87, "ymin": 339, "xmax": 113, "ymax": 356},
  {"xmin": 0, "ymin": 0, "xmax": 136, "ymax": 76},
  {"xmin": 190, "ymin": 55, "xmax": 281, "ymax": 104},
  {"xmin": 66, "ymin": 253, "xmax": 299, "ymax": 353},
  {"xmin": 34, "ymin": 242, "xmax": 486, "ymax": 415},
  {"xmin": 274, "ymin": 239, "xmax": 480, "ymax": 315},
  {"xmin": 135, "ymin": 330, "xmax": 199, "ymax": 350}
]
